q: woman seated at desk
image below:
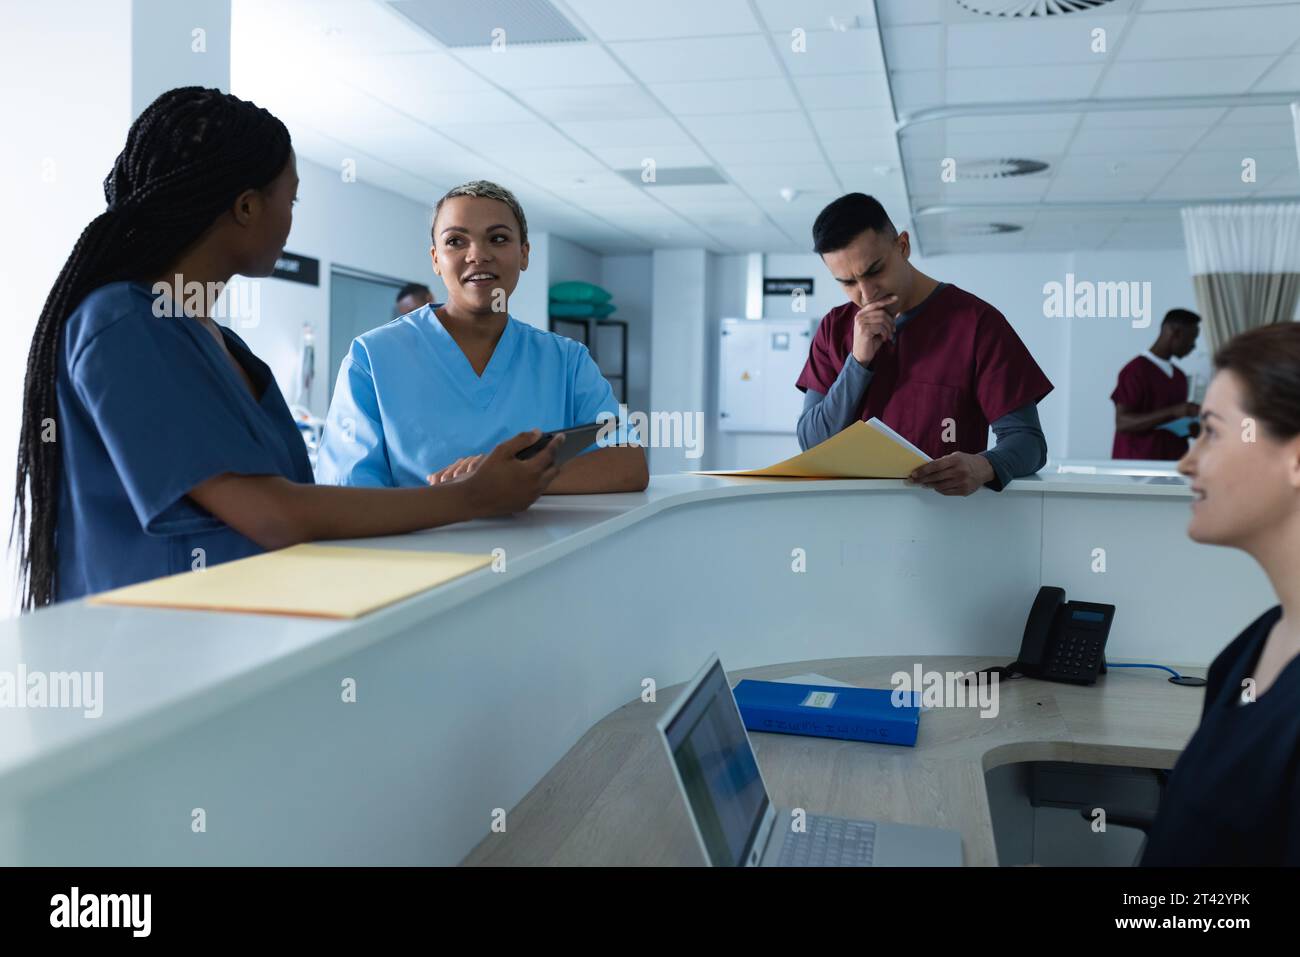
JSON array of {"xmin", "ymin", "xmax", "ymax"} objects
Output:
[
  {"xmin": 12, "ymin": 88, "xmax": 561, "ymax": 610},
  {"xmin": 1142, "ymin": 322, "xmax": 1300, "ymax": 865},
  {"xmin": 315, "ymin": 180, "xmax": 647, "ymax": 493}
]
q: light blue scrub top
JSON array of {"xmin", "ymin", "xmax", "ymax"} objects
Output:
[
  {"xmin": 55, "ymin": 281, "xmax": 315, "ymax": 602},
  {"xmin": 316, "ymin": 304, "xmax": 629, "ymax": 487}
]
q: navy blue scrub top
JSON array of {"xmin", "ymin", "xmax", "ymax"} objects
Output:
[
  {"xmin": 54, "ymin": 281, "xmax": 314, "ymax": 602},
  {"xmin": 1142, "ymin": 605, "xmax": 1300, "ymax": 865}
]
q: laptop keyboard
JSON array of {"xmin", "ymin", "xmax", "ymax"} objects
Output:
[{"xmin": 777, "ymin": 815, "xmax": 877, "ymax": 867}]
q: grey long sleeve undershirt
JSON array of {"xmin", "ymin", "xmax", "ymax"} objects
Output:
[{"xmin": 796, "ymin": 355, "xmax": 1047, "ymax": 491}]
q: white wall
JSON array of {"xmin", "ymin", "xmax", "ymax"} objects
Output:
[
  {"xmin": 649, "ymin": 249, "xmax": 709, "ymax": 474},
  {"xmin": 131, "ymin": 0, "xmax": 230, "ymax": 114},
  {"xmin": 548, "ymin": 234, "xmax": 602, "ymax": 288},
  {"xmin": 0, "ymin": 1, "xmax": 134, "ymax": 614}
]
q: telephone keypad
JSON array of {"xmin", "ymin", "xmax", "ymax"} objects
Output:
[{"xmin": 1046, "ymin": 630, "xmax": 1105, "ymax": 684}]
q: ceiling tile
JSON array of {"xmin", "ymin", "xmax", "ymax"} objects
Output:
[
  {"xmin": 875, "ymin": 0, "xmax": 942, "ymax": 27},
  {"xmin": 1096, "ymin": 57, "xmax": 1274, "ymax": 97},
  {"xmin": 793, "ymin": 73, "xmax": 894, "ymax": 110},
  {"xmin": 516, "ymin": 84, "xmax": 665, "ymax": 122},
  {"xmin": 944, "ymin": 113, "xmax": 1082, "ymax": 133},
  {"xmin": 941, "ymin": 128, "xmax": 1078, "ymax": 157},
  {"xmin": 587, "ymin": 143, "xmax": 714, "ymax": 168},
  {"xmin": 680, "ymin": 111, "xmax": 815, "ymax": 144},
  {"xmin": 648, "ymin": 77, "xmax": 801, "ymax": 114},
  {"xmin": 889, "ymin": 70, "xmax": 943, "ymax": 113},
  {"xmin": 1079, "ymin": 107, "xmax": 1227, "ymax": 129},
  {"xmin": 452, "ymin": 42, "xmax": 631, "ymax": 88},
  {"xmin": 754, "ymin": 0, "xmax": 877, "ymax": 34},
  {"xmin": 1254, "ymin": 54, "xmax": 1300, "ymax": 93},
  {"xmin": 557, "ymin": 117, "xmax": 692, "ymax": 148},
  {"xmin": 563, "ymin": 0, "xmax": 760, "ymax": 41},
  {"xmin": 725, "ymin": 162, "xmax": 840, "ymax": 190},
  {"xmin": 772, "ymin": 27, "xmax": 885, "ymax": 75},
  {"xmin": 947, "ymin": 16, "xmax": 1128, "ymax": 69},
  {"xmin": 708, "ymin": 139, "xmax": 827, "ymax": 164},
  {"xmin": 436, "ymin": 121, "xmax": 577, "ymax": 153},
  {"xmin": 1118, "ymin": 7, "xmax": 1300, "ymax": 61},
  {"xmin": 1196, "ymin": 123, "xmax": 1295, "ymax": 151},
  {"xmin": 807, "ymin": 107, "xmax": 896, "ymax": 140},
  {"xmin": 1171, "ymin": 147, "xmax": 1295, "ymax": 177},
  {"xmin": 1069, "ymin": 125, "xmax": 1206, "ymax": 154},
  {"xmin": 947, "ymin": 64, "xmax": 1105, "ymax": 103},
  {"xmin": 883, "ymin": 24, "xmax": 942, "ymax": 71},
  {"xmin": 608, "ymin": 36, "xmax": 780, "ymax": 83}
]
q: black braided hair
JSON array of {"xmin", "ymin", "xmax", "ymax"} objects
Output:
[{"xmin": 11, "ymin": 87, "xmax": 291, "ymax": 611}]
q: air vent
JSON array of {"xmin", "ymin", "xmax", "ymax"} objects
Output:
[
  {"xmin": 951, "ymin": 222, "xmax": 1023, "ymax": 236},
  {"xmin": 615, "ymin": 166, "xmax": 729, "ymax": 187},
  {"xmin": 955, "ymin": 0, "xmax": 1118, "ymax": 16},
  {"xmin": 956, "ymin": 158, "xmax": 1050, "ymax": 180},
  {"xmin": 386, "ymin": 0, "xmax": 585, "ymax": 47}
]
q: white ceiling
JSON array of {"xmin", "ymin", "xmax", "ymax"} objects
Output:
[
  {"xmin": 230, "ymin": 0, "xmax": 1300, "ymax": 256},
  {"xmin": 231, "ymin": 0, "xmax": 899, "ymax": 254},
  {"xmin": 882, "ymin": 0, "xmax": 1300, "ymax": 253}
]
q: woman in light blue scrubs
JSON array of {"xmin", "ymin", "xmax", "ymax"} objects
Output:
[
  {"xmin": 11, "ymin": 88, "xmax": 562, "ymax": 610},
  {"xmin": 315, "ymin": 181, "xmax": 648, "ymax": 492}
]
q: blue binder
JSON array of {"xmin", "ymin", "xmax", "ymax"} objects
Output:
[{"xmin": 732, "ymin": 680, "xmax": 920, "ymax": 747}]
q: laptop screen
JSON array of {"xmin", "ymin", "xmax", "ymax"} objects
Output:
[{"xmin": 662, "ymin": 660, "xmax": 769, "ymax": 866}]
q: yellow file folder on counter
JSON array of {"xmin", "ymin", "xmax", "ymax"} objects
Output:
[
  {"xmin": 88, "ymin": 544, "xmax": 493, "ymax": 619},
  {"xmin": 695, "ymin": 418, "xmax": 930, "ymax": 479}
]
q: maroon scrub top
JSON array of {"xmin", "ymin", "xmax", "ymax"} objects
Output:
[
  {"xmin": 795, "ymin": 284, "xmax": 1054, "ymax": 459},
  {"xmin": 1110, "ymin": 355, "xmax": 1190, "ymax": 460}
]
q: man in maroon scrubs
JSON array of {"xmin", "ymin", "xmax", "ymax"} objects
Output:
[
  {"xmin": 795, "ymin": 193, "xmax": 1053, "ymax": 496},
  {"xmin": 1110, "ymin": 309, "xmax": 1200, "ymax": 460}
]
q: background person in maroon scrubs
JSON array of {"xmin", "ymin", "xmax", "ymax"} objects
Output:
[
  {"xmin": 795, "ymin": 193, "xmax": 1054, "ymax": 496},
  {"xmin": 1111, "ymin": 309, "xmax": 1201, "ymax": 460}
]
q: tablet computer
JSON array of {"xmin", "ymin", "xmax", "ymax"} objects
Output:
[{"xmin": 515, "ymin": 421, "xmax": 612, "ymax": 467}]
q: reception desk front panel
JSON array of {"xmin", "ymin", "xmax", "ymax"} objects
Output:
[{"xmin": 0, "ymin": 474, "xmax": 1272, "ymax": 864}]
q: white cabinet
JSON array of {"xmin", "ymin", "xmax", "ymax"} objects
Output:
[{"xmin": 717, "ymin": 317, "xmax": 814, "ymax": 433}]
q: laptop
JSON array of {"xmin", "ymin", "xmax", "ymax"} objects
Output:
[{"xmin": 657, "ymin": 654, "xmax": 963, "ymax": 867}]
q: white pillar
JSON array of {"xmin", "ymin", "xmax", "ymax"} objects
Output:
[
  {"xmin": 131, "ymin": 0, "xmax": 231, "ymax": 116},
  {"xmin": 649, "ymin": 249, "xmax": 709, "ymax": 475}
]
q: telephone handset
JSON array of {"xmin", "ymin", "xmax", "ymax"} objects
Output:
[{"xmin": 1003, "ymin": 586, "xmax": 1115, "ymax": 685}]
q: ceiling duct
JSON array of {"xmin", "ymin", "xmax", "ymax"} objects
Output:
[
  {"xmin": 955, "ymin": 158, "xmax": 1050, "ymax": 180},
  {"xmin": 950, "ymin": 222, "xmax": 1024, "ymax": 236},
  {"xmin": 954, "ymin": 0, "xmax": 1120, "ymax": 16}
]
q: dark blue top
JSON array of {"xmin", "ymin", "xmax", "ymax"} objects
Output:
[
  {"xmin": 54, "ymin": 281, "xmax": 314, "ymax": 602},
  {"xmin": 1142, "ymin": 605, "xmax": 1300, "ymax": 865}
]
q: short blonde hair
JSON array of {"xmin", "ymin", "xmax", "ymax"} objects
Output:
[{"xmin": 432, "ymin": 180, "xmax": 528, "ymax": 245}]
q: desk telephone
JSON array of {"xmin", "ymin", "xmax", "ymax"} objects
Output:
[{"xmin": 992, "ymin": 586, "xmax": 1116, "ymax": 686}]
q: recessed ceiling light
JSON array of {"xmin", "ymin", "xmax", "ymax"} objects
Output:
[{"xmin": 615, "ymin": 166, "xmax": 728, "ymax": 187}]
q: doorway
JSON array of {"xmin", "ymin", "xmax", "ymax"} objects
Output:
[{"xmin": 328, "ymin": 267, "xmax": 411, "ymax": 403}]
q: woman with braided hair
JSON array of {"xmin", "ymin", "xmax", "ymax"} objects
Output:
[{"xmin": 12, "ymin": 87, "xmax": 562, "ymax": 610}]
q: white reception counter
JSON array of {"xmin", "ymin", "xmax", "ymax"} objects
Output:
[{"xmin": 0, "ymin": 470, "xmax": 1274, "ymax": 864}]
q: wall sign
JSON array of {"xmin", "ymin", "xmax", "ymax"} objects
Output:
[
  {"xmin": 764, "ymin": 277, "xmax": 813, "ymax": 295},
  {"xmin": 272, "ymin": 252, "xmax": 320, "ymax": 286}
]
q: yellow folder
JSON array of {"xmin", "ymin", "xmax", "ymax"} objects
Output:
[
  {"xmin": 88, "ymin": 543, "xmax": 494, "ymax": 619},
  {"xmin": 695, "ymin": 418, "xmax": 930, "ymax": 479}
]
